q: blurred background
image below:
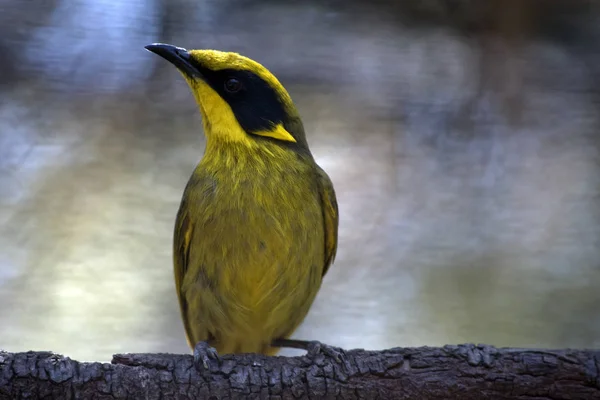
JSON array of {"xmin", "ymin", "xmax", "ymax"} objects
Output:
[{"xmin": 1, "ymin": 0, "xmax": 599, "ymax": 362}]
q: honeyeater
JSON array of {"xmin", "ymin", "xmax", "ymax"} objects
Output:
[{"xmin": 144, "ymin": 43, "xmax": 340, "ymax": 367}]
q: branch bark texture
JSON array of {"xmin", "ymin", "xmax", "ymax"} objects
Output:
[{"xmin": 1, "ymin": 344, "xmax": 599, "ymax": 399}]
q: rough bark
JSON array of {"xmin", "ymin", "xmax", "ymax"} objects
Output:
[{"xmin": 1, "ymin": 344, "xmax": 599, "ymax": 399}]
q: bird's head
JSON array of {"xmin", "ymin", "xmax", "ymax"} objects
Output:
[{"xmin": 145, "ymin": 43, "xmax": 307, "ymax": 150}]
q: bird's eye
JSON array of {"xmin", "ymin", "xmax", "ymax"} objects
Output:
[{"xmin": 224, "ymin": 78, "xmax": 242, "ymax": 93}]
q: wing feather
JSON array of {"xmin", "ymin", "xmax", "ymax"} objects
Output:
[
  {"xmin": 316, "ymin": 166, "xmax": 339, "ymax": 277},
  {"xmin": 173, "ymin": 202, "xmax": 196, "ymax": 348}
]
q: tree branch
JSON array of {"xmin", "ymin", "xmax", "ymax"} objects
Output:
[{"xmin": 1, "ymin": 344, "xmax": 599, "ymax": 399}]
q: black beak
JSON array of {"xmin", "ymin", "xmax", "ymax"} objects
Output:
[{"xmin": 144, "ymin": 43, "xmax": 201, "ymax": 77}]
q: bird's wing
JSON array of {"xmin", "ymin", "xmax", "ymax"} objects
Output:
[
  {"xmin": 316, "ymin": 165, "xmax": 339, "ymax": 278},
  {"xmin": 173, "ymin": 201, "xmax": 196, "ymax": 348}
]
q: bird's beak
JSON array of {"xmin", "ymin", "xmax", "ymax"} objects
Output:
[{"xmin": 144, "ymin": 43, "xmax": 202, "ymax": 78}]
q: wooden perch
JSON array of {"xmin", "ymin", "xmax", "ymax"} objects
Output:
[{"xmin": 1, "ymin": 344, "xmax": 599, "ymax": 399}]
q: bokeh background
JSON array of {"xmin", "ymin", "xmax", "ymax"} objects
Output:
[{"xmin": 1, "ymin": 0, "xmax": 599, "ymax": 362}]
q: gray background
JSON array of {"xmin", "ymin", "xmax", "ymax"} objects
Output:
[{"xmin": 0, "ymin": 0, "xmax": 599, "ymax": 361}]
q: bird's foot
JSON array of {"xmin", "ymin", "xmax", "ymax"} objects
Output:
[
  {"xmin": 272, "ymin": 338, "xmax": 343, "ymax": 363},
  {"xmin": 306, "ymin": 340, "xmax": 343, "ymax": 363},
  {"xmin": 193, "ymin": 341, "xmax": 220, "ymax": 371}
]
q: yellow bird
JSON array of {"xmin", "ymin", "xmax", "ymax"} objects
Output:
[{"xmin": 145, "ymin": 43, "xmax": 340, "ymax": 367}]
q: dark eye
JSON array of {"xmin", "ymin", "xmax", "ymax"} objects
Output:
[{"xmin": 224, "ymin": 77, "xmax": 242, "ymax": 93}]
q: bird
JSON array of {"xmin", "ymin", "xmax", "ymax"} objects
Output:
[{"xmin": 144, "ymin": 43, "xmax": 340, "ymax": 368}]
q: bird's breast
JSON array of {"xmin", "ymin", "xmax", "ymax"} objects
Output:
[{"xmin": 182, "ymin": 147, "xmax": 325, "ymax": 339}]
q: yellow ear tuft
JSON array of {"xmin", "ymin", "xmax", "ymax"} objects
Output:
[{"xmin": 254, "ymin": 124, "xmax": 296, "ymax": 143}]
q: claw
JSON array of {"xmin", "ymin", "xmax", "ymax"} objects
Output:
[
  {"xmin": 271, "ymin": 338, "xmax": 344, "ymax": 363},
  {"xmin": 307, "ymin": 340, "xmax": 343, "ymax": 363},
  {"xmin": 193, "ymin": 341, "xmax": 220, "ymax": 371}
]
